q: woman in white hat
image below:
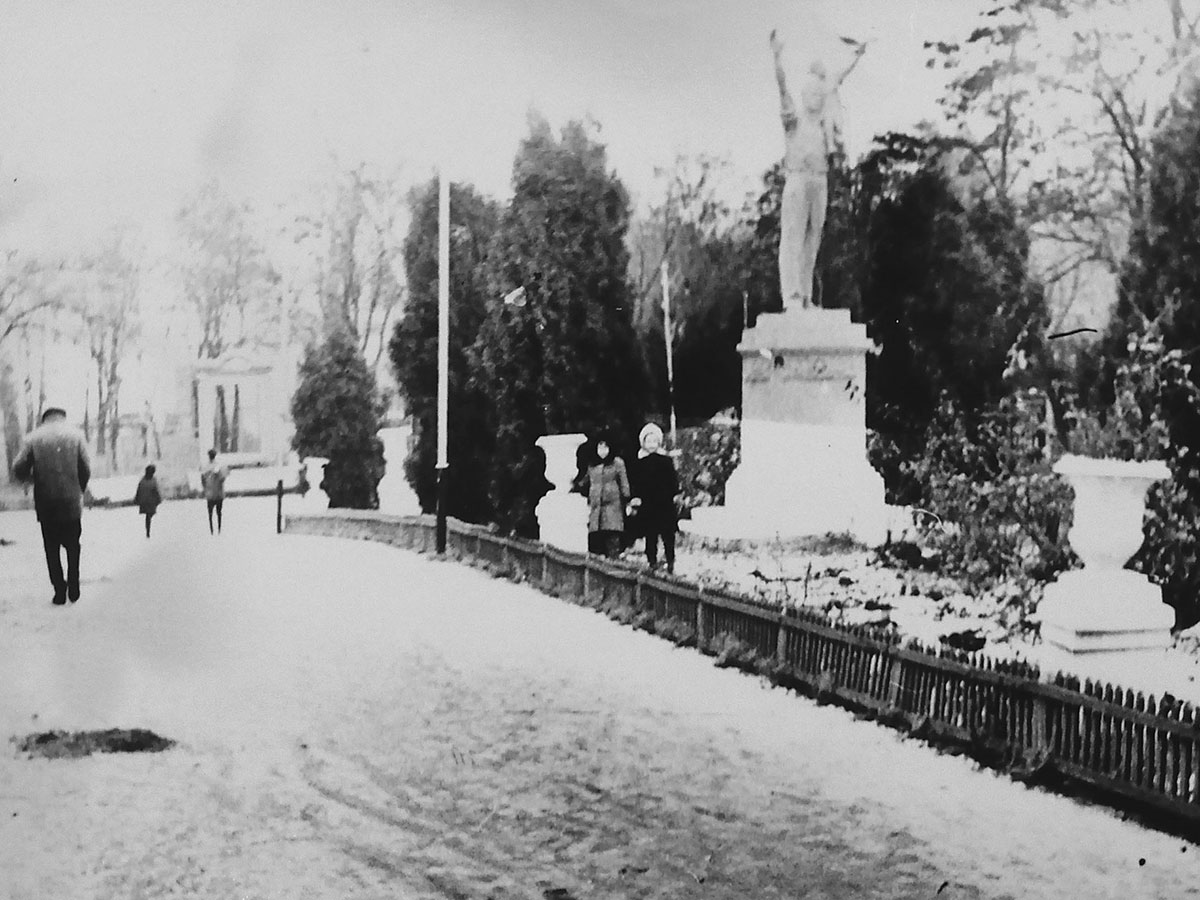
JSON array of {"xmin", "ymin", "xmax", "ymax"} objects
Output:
[{"xmin": 628, "ymin": 423, "xmax": 679, "ymax": 573}]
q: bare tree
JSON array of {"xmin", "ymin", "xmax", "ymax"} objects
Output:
[
  {"xmin": 935, "ymin": 0, "xmax": 1200, "ymax": 308},
  {"xmin": 627, "ymin": 153, "xmax": 733, "ymax": 335},
  {"xmin": 0, "ymin": 252, "xmax": 68, "ymax": 474},
  {"xmin": 0, "ymin": 250, "xmax": 63, "ymax": 348},
  {"xmin": 69, "ymin": 236, "xmax": 143, "ymax": 463},
  {"xmin": 293, "ymin": 165, "xmax": 407, "ymax": 370},
  {"xmin": 176, "ymin": 180, "xmax": 281, "ymax": 360}
]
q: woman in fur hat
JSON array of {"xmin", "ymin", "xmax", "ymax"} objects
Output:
[{"xmin": 580, "ymin": 434, "xmax": 630, "ymax": 558}]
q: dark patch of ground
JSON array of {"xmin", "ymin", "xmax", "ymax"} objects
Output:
[{"xmin": 13, "ymin": 728, "xmax": 175, "ymax": 759}]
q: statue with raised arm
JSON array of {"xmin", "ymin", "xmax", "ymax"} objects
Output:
[{"xmin": 770, "ymin": 29, "xmax": 866, "ymax": 309}]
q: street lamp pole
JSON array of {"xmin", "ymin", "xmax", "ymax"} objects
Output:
[
  {"xmin": 436, "ymin": 174, "xmax": 450, "ymax": 553},
  {"xmin": 660, "ymin": 260, "xmax": 677, "ymax": 448}
]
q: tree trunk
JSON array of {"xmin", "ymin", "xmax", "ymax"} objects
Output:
[{"xmin": 231, "ymin": 384, "xmax": 240, "ymax": 452}]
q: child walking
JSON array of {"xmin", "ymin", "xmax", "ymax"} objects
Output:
[{"xmin": 134, "ymin": 464, "xmax": 162, "ymax": 538}]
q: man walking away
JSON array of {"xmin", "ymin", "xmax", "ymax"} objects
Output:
[
  {"xmin": 12, "ymin": 407, "xmax": 91, "ymax": 605},
  {"xmin": 200, "ymin": 449, "xmax": 227, "ymax": 535}
]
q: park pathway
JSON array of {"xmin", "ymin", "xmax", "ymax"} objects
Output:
[{"xmin": 1, "ymin": 497, "xmax": 1198, "ymax": 899}]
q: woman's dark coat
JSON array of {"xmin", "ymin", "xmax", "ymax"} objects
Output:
[{"xmin": 629, "ymin": 452, "xmax": 678, "ymax": 534}]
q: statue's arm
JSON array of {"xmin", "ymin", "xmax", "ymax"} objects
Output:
[
  {"xmin": 770, "ymin": 30, "xmax": 798, "ymax": 130},
  {"xmin": 833, "ymin": 39, "xmax": 867, "ymax": 86}
]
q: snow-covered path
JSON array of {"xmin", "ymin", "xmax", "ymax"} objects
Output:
[{"xmin": 1, "ymin": 499, "xmax": 1198, "ymax": 898}]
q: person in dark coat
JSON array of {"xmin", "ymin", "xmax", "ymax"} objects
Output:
[
  {"xmin": 628, "ymin": 423, "xmax": 679, "ymax": 573},
  {"xmin": 134, "ymin": 464, "xmax": 162, "ymax": 538},
  {"xmin": 580, "ymin": 436, "xmax": 629, "ymax": 558},
  {"xmin": 11, "ymin": 407, "xmax": 91, "ymax": 605}
]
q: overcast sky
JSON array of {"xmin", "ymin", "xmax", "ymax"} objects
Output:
[{"xmin": 1, "ymin": 0, "xmax": 988, "ymax": 256}]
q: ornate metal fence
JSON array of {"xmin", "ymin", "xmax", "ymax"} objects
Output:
[{"xmin": 283, "ymin": 509, "xmax": 1200, "ymax": 830}]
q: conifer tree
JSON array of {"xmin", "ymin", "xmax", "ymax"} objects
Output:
[
  {"xmin": 1115, "ymin": 85, "xmax": 1200, "ymax": 625},
  {"xmin": 472, "ymin": 116, "xmax": 647, "ymax": 535},
  {"xmin": 389, "ymin": 180, "xmax": 498, "ymax": 522},
  {"xmin": 291, "ymin": 328, "xmax": 386, "ymax": 508}
]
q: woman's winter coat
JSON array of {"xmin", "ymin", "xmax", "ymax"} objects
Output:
[
  {"xmin": 584, "ymin": 458, "xmax": 630, "ymax": 533},
  {"xmin": 629, "ymin": 452, "xmax": 678, "ymax": 533},
  {"xmin": 134, "ymin": 477, "xmax": 162, "ymax": 515}
]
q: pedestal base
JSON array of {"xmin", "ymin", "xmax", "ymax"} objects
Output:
[
  {"xmin": 535, "ymin": 494, "xmax": 588, "ymax": 553},
  {"xmin": 1039, "ymin": 569, "xmax": 1174, "ymax": 653},
  {"xmin": 686, "ymin": 421, "xmax": 887, "ymax": 546},
  {"xmin": 535, "ymin": 433, "xmax": 589, "ymax": 553}
]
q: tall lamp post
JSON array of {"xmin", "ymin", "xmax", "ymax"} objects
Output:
[
  {"xmin": 435, "ymin": 174, "xmax": 450, "ymax": 553},
  {"xmin": 660, "ymin": 260, "xmax": 678, "ymax": 448}
]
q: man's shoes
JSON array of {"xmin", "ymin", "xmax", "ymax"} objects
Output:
[
  {"xmin": 51, "ymin": 594, "xmax": 66, "ymax": 606},
  {"xmin": 67, "ymin": 585, "xmax": 80, "ymax": 603}
]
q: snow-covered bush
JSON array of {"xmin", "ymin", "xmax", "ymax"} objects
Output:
[
  {"xmin": 674, "ymin": 416, "xmax": 740, "ymax": 514},
  {"xmin": 905, "ymin": 396, "xmax": 1073, "ymax": 592}
]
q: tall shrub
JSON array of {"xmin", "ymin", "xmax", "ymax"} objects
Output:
[
  {"xmin": 907, "ymin": 395, "xmax": 1073, "ymax": 591},
  {"xmin": 472, "ymin": 116, "xmax": 646, "ymax": 536},
  {"xmin": 862, "ymin": 152, "xmax": 1048, "ymax": 504},
  {"xmin": 1111, "ymin": 85, "xmax": 1200, "ymax": 625},
  {"xmin": 291, "ymin": 328, "xmax": 386, "ymax": 508}
]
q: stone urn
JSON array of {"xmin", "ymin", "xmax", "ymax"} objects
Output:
[
  {"xmin": 1038, "ymin": 454, "xmax": 1174, "ymax": 653},
  {"xmin": 535, "ymin": 433, "xmax": 588, "ymax": 553}
]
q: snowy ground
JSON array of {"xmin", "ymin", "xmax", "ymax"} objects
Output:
[{"xmin": 1, "ymin": 498, "xmax": 1198, "ymax": 898}]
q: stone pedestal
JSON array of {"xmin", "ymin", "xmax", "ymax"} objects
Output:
[
  {"xmin": 1038, "ymin": 455, "xmax": 1173, "ymax": 654},
  {"xmin": 687, "ymin": 307, "xmax": 886, "ymax": 545},
  {"xmin": 377, "ymin": 425, "xmax": 421, "ymax": 515},
  {"xmin": 535, "ymin": 433, "xmax": 588, "ymax": 553}
]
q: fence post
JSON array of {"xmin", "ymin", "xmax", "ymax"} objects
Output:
[
  {"xmin": 276, "ymin": 479, "xmax": 283, "ymax": 534},
  {"xmin": 1031, "ymin": 691, "xmax": 1050, "ymax": 752},
  {"xmin": 697, "ymin": 592, "xmax": 711, "ymax": 647},
  {"xmin": 775, "ymin": 612, "xmax": 789, "ymax": 663},
  {"xmin": 886, "ymin": 651, "xmax": 904, "ymax": 709}
]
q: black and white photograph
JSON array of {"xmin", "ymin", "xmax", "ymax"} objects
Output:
[{"xmin": 4, "ymin": 0, "xmax": 1200, "ymax": 896}]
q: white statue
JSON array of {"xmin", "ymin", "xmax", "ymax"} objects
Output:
[{"xmin": 770, "ymin": 29, "xmax": 866, "ymax": 309}]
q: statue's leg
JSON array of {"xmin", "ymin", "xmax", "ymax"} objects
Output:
[
  {"xmin": 798, "ymin": 176, "xmax": 828, "ymax": 308},
  {"xmin": 778, "ymin": 179, "xmax": 804, "ymax": 310}
]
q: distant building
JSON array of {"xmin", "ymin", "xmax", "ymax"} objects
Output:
[{"xmin": 177, "ymin": 349, "xmax": 302, "ymax": 466}]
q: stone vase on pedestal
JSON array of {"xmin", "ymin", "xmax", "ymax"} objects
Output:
[
  {"xmin": 1039, "ymin": 454, "xmax": 1174, "ymax": 653},
  {"xmin": 535, "ymin": 433, "xmax": 588, "ymax": 553}
]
